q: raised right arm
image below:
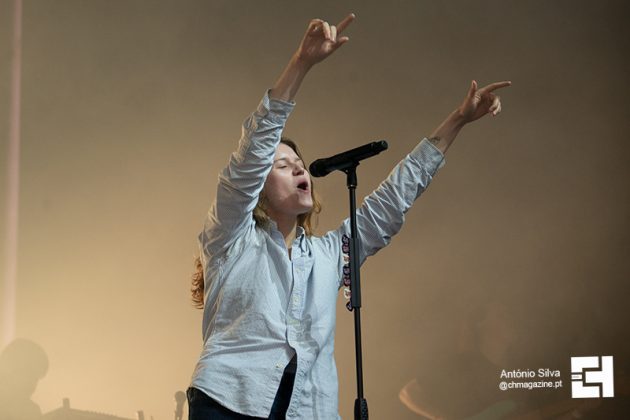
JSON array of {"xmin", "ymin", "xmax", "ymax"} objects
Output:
[
  {"xmin": 198, "ymin": 93, "xmax": 294, "ymax": 258},
  {"xmin": 199, "ymin": 14, "xmax": 356, "ymax": 258}
]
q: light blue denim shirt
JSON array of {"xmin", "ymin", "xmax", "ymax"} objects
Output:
[{"xmin": 190, "ymin": 92, "xmax": 445, "ymax": 419}]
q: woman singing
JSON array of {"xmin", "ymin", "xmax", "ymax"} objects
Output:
[{"xmin": 187, "ymin": 13, "xmax": 510, "ymax": 419}]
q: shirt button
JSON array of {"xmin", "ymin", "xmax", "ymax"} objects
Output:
[{"xmin": 292, "ymin": 296, "xmax": 300, "ymax": 304}]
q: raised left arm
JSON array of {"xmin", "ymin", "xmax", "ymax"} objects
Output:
[{"xmin": 428, "ymin": 80, "xmax": 511, "ymax": 154}]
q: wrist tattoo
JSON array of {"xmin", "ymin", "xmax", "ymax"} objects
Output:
[{"xmin": 428, "ymin": 136, "xmax": 441, "ymax": 146}]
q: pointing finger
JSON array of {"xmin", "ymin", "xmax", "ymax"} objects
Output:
[
  {"xmin": 479, "ymin": 81, "xmax": 512, "ymax": 94},
  {"xmin": 337, "ymin": 13, "xmax": 356, "ymax": 34}
]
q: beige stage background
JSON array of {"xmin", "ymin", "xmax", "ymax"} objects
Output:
[{"xmin": 1, "ymin": 0, "xmax": 629, "ymax": 418}]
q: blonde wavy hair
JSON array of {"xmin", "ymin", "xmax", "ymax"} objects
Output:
[{"xmin": 191, "ymin": 138, "xmax": 322, "ymax": 309}]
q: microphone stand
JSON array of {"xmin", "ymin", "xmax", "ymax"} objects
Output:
[
  {"xmin": 312, "ymin": 140, "xmax": 388, "ymax": 420},
  {"xmin": 344, "ymin": 163, "xmax": 369, "ymax": 420}
]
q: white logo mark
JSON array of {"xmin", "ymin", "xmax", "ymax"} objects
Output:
[{"xmin": 570, "ymin": 356, "xmax": 614, "ymax": 398}]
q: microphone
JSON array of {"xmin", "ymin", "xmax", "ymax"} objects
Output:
[{"xmin": 309, "ymin": 141, "xmax": 388, "ymax": 177}]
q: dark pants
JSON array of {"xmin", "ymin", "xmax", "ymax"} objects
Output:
[{"xmin": 188, "ymin": 356, "xmax": 297, "ymax": 420}]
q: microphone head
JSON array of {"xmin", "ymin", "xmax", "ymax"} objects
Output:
[
  {"xmin": 308, "ymin": 140, "xmax": 388, "ymax": 178},
  {"xmin": 308, "ymin": 159, "xmax": 329, "ymax": 178}
]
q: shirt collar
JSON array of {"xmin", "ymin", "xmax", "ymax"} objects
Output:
[{"xmin": 266, "ymin": 221, "xmax": 307, "ymax": 251}]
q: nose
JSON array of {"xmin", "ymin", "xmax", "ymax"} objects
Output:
[{"xmin": 293, "ymin": 164, "xmax": 305, "ymax": 175}]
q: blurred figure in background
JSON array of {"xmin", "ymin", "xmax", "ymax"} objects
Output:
[{"xmin": 0, "ymin": 338, "xmax": 48, "ymax": 420}]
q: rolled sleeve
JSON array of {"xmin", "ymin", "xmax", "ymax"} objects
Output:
[{"xmin": 410, "ymin": 138, "xmax": 446, "ymax": 173}]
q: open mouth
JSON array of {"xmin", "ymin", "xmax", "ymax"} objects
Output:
[{"xmin": 297, "ymin": 181, "xmax": 309, "ymax": 192}]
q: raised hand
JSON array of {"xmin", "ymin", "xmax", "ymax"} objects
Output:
[
  {"xmin": 428, "ymin": 80, "xmax": 512, "ymax": 154},
  {"xmin": 295, "ymin": 13, "xmax": 356, "ymax": 67},
  {"xmin": 270, "ymin": 13, "xmax": 356, "ymax": 101},
  {"xmin": 457, "ymin": 80, "xmax": 512, "ymax": 123}
]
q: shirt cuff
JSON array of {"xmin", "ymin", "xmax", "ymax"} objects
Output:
[
  {"xmin": 256, "ymin": 89, "xmax": 296, "ymax": 123},
  {"xmin": 410, "ymin": 138, "xmax": 446, "ymax": 173}
]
